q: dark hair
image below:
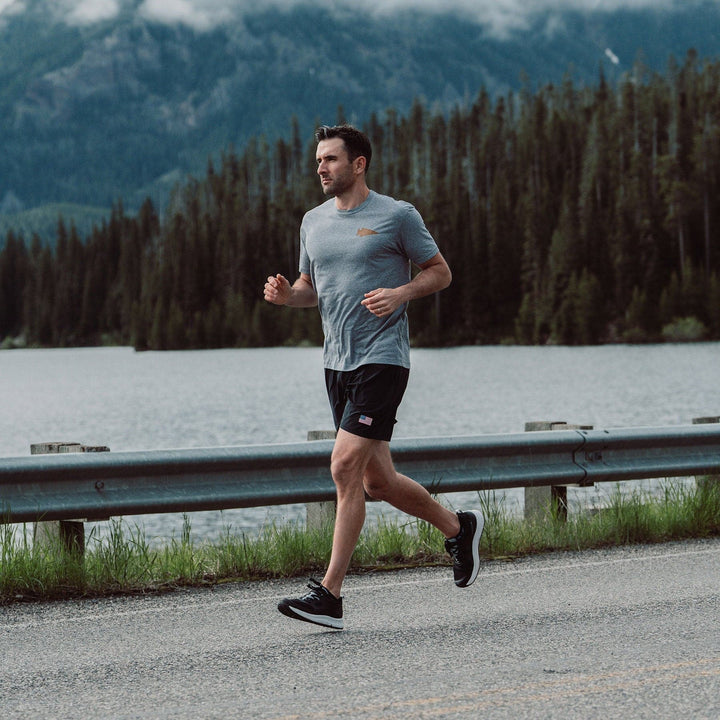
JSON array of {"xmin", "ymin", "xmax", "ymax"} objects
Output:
[{"xmin": 315, "ymin": 124, "xmax": 372, "ymax": 172}]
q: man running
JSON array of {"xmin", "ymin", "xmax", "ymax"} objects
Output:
[{"xmin": 264, "ymin": 124, "xmax": 484, "ymax": 629}]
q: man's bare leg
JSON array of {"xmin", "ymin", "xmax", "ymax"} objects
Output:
[
  {"xmin": 279, "ymin": 430, "xmax": 484, "ymax": 626},
  {"xmin": 320, "ymin": 430, "xmax": 375, "ymax": 597},
  {"xmin": 321, "ymin": 430, "xmax": 462, "ymax": 598},
  {"xmin": 365, "ymin": 449, "xmax": 484, "ymax": 588},
  {"xmin": 362, "ymin": 441, "xmax": 461, "ymax": 538}
]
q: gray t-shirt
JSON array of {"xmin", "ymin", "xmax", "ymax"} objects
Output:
[{"xmin": 299, "ymin": 190, "xmax": 440, "ymax": 371}]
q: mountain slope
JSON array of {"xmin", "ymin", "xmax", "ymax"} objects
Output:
[{"xmin": 1, "ymin": 1, "xmax": 719, "ymax": 219}]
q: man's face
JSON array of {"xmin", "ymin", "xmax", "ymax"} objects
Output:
[{"xmin": 316, "ymin": 138, "xmax": 358, "ymax": 197}]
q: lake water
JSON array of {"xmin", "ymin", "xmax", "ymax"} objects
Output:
[{"xmin": 2, "ymin": 344, "xmax": 719, "ymax": 543}]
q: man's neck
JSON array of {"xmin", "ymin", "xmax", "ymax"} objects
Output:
[{"xmin": 334, "ymin": 184, "xmax": 370, "ymax": 211}]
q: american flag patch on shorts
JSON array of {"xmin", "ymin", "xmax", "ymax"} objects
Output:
[{"xmin": 359, "ymin": 415, "xmax": 373, "ymax": 426}]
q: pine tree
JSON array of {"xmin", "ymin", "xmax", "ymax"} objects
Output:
[
  {"xmin": 5, "ymin": 59, "xmax": 720, "ymax": 349},
  {"xmin": 0, "ymin": 232, "xmax": 29, "ymax": 340}
]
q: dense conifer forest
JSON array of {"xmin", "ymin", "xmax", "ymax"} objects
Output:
[{"xmin": 1, "ymin": 52, "xmax": 719, "ymax": 350}]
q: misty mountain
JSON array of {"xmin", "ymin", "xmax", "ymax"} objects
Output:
[{"xmin": 1, "ymin": 0, "xmax": 719, "ymax": 224}]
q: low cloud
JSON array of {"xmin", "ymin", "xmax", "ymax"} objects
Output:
[
  {"xmin": 66, "ymin": 0, "xmax": 120, "ymax": 25},
  {"xmin": 1, "ymin": 0, "xmax": 695, "ymax": 36},
  {"xmin": 0, "ymin": 0, "xmax": 120, "ymax": 25},
  {"xmin": 0, "ymin": 0, "xmax": 24, "ymax": 15},
  {"xmin": 139, "ymin": 0, "xmax": 234, "ymax": 31},
  {"xmin": 136, "ymin": 0, "xmax": 689, "ymax": 36}
]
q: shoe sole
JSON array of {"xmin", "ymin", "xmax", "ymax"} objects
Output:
[
  {"xmin": 277, "ymin": 602, "xmax": 344, "ymax": 630},
  {"xmin": 458, "ymin": 509, "xmax": 485, "ymax": 588}
]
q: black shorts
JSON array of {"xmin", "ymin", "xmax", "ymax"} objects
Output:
[{"xmin": 324, "ymin": 364, "xmax": 410, "ymax": 442}]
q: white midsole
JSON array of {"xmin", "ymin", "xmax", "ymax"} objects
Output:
[
  {"xmin": 468, "ymin": 509, "xmax": 485, "ymax": 586},
  {"xmin": 290, "ymin": 606, "xmax": 344, "ymax": 629}
]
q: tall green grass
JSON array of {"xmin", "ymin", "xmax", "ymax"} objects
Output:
[{"xmin": 1, "ymin": 480, "xmax": 718, "ymax": 604}]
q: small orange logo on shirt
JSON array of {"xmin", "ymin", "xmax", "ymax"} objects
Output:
[{"xmin": 357, "ymin": 228, "xmax": 379, "ymax": 237}]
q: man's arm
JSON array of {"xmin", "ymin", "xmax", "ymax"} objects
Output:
[
  {"xmin": 361, "ymin": 252, "xmax": 452, "ymax": 318},
  {"xmin": 264, "ymin": 273, "xmax": 318, "ymax": 307}
]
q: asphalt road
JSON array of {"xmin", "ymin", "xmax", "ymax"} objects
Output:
[{"xmin": 2, "ymin": 538, "xmax": 719, "ymax": 719}]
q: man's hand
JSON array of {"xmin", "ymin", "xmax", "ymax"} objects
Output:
[
  {"xmin": 362, "ymin": 253, "xmax": 452, "ymax": 317},
  {"xmin": 264, "ymin": 273, "xmax": 318, "ymax": 308},
  {"xmin": 264, "ymin": 274, "xmax": 292, "ymax": 305},
  {"xmin": 361, "ymin": 287, "xmax": 405, "ymax": 317}
]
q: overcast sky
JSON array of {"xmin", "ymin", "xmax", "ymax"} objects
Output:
[{"xmin": 0, "ymin": 0, "xmax": 703, "ymax": 37}]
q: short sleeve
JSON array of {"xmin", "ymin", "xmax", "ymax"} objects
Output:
[
  {"xmin": 299, "ymin": 219, "xmax": 310, "ymax": 274},
  {"xmin": 399, "ymin": 205, "xmax": 440, "ymax": 265}
]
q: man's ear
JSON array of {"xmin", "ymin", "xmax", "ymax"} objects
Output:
[{"xmin": 354, "ymin": 156, "xmax": 367, "ymax": 174}]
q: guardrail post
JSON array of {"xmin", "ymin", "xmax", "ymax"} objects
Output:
[
  {"xmin": 692, "ymin": 416, "xmax": 720, "ymax": 491},
  {"xmin": 306, "ymin": 430, "xmax": 336, "ymax": 531},
  {"xmin": 31, "ymin": 442, "xmax": 109, "ymax": 556},
  {"xmin": 524, "ymin": 421, "xmax": 592, "ymax": 522}
]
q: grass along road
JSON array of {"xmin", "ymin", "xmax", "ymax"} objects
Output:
[{"xmin": 1, "ymin": 478, "xmax": 719, "ymax": 604}]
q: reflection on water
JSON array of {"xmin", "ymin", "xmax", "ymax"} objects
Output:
[{"xmin": 2, "ymin": 344, "xmax": 718, "ymax": 542}]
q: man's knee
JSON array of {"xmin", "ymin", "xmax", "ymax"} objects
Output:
[
  {"xmin": 363, "ymin": 477, "xmax": 387, "ymax": 501},
  {"xmin": 363, "ymin": 468, "xmax": 397, "ymax": 501},
  {"xmin": 330, "ymin": 446, "xmax": 365, "ymax": 487}
]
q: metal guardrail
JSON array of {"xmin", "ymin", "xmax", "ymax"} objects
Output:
[{"xmin": 1, "ymin": 424, "xmax": 720, "ymax": 524}]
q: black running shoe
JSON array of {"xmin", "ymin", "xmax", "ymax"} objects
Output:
[
  {"xmin": 445, "ymin": 510, "xmax": 485, "ymax": 587},
  {"xmin": 278, "ymin": 578, "xmax": 344, "ymax": 629}
]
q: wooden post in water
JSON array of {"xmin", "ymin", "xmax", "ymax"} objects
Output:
[
  {"xmin": 306, "ymin": 430, "xmax": 337, "ymax": 531},
  {"xmin": 31, "ymin": 442, "xmax": 110, "ymax": 556},
  {"xmin": 524, "ymin": 421, "xmax": 593, "ymax": 522},
  {"xmin": 692, "ymin": 416, "xmax": 720, "ymax": 491}
]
